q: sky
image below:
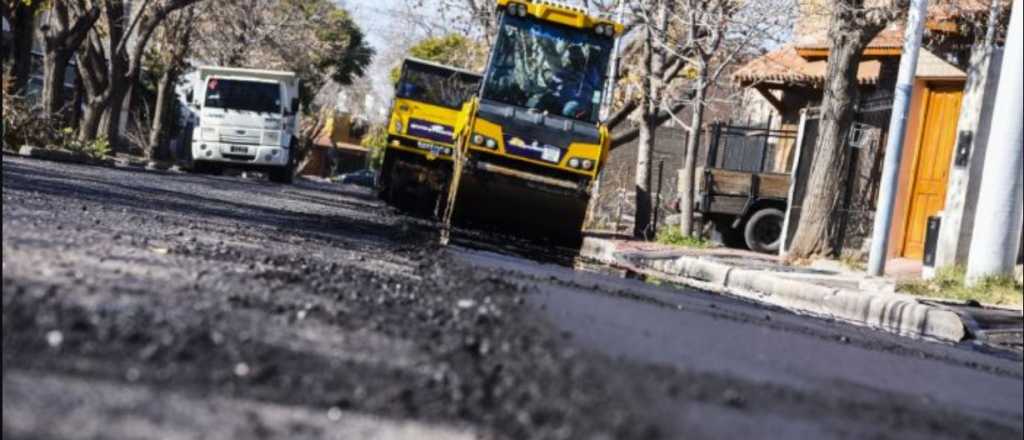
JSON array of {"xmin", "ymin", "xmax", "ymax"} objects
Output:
[{"xmin": 341, "ymin": 0, "xmax": 444, "ymax": 118}]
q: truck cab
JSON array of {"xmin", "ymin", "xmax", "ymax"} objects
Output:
[{"xmin": 189, "ymin": 66, "xmax": 300, "ymax": 184}]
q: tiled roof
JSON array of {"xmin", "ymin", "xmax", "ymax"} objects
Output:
[
  {"xmin": 796, "ymin": 28, "xmax": 906, "ymax": 50},
  {"xmin": 733, "ymin": 45, "xmax": 882, "ymax": 85},
  {"xmin": 734, "ymin": 45, "xmax": 965, "ymax": 85}
]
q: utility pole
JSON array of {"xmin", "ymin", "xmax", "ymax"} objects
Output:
[
  {"xmin": 966, "ymin": 0, "xmax": 1023, "ymax": 284},
  {"xmin": 866, "ymin": 0, "xmax": 929, "ymax": 277}
]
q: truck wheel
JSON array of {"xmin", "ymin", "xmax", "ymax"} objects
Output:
[
  {"xmin": 744, "ymin": 208, "xmax": 784, "ymax": 254},
  {"xmin": 193, "ymin": 161, "xmax": 223, "ymax": 175},
  {"xmin": 269, "ymin": 166, "xmax": 294, "ymax": 184},
  {"xmin": 269, "ymin": 150, "xmax": 296, "ymax": 184}
]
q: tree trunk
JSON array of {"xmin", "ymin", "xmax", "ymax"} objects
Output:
[
  {"xmin": 680, "ymin": 75, "xmax": 707, "ymax": 237},
  {"xmin": 42, "ymin": 50, "xmax": 73, "ymax": 119},
  {"xmin": 633, "ymin": 15, "xmax": 657, "ymax": 239},
  {"xmin": 79, "ymin": 99, "xmax": 106, "ymax": 142},
  {"xmin": 787, "ymin": 33, "xmax": 868, "ymax": 258},
  {"xmin": 633, "ymin": 1, "xmax": 669, "ymax": 240},
  {"xmin": 102, "ymin": 79, "xmax": 129, "ymax": 149},
  {"xmin": 635, "ymin": 111, "xmax": 655, "ymax": 239},
  {"xmin": 70, "ymin": 69, "xmax": 85, "ymax": 128},
  {"xmin": 147, "ymin": 69, "xmax": 178, "ymax": 160},
  {"xmin": 11, "ymin": 3, "xmax": 35, "ymax": 94}
]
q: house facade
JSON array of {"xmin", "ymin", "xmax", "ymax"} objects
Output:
[{"xmin": 733, "ymin": 0, "xmax": 1010, "ymax": 272}]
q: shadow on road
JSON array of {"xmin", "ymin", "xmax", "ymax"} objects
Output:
[{"xmin": 2, "ymin": 159, "xmax": 415, "ymax": 247}]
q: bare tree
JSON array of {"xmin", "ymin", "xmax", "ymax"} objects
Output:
[
  {"xmin": 40, "ymin": 0, "xmax": 101, "ymax": 119},
  {"xmin": 191, "ymin": 0, "xmax": 294, "ymax": 67},
  {"xmin": 621, "ymin": 0, "xmax": 792, "ymax": 238},
  {"xmin": 190, "ymin": 0, "xmax": 372, "ymax": 107},
  {"xmin": 630, "ymin": 0, "xmax": 672, "ymax": 239},
  {"xmin": 146, "ymin": 5, "xmax": 196, "ymax": 160},
  {"xmin": 661, "ymin": 0, "xmax": 794, "ymax": 237},
  {"xmin": 787, "ymin": 0, "xmax": 908, "ymax": 258},
  {"xmin": 437, "ymin": 0, "xmax": 499, "ymax": 38},
  {"xmin": 76, "ymin": 0, "xmax": 202, "ymax": 149}
]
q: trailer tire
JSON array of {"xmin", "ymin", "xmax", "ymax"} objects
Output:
[
  {"xmin": 710, "ymin": 217, "xmax": 745, "ymax": 248},
  {"xmin": 744, "ymin": 208, "xmax": 784, "ymax": 254}
]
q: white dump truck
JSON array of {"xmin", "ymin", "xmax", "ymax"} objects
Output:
[{"xmin": 188, "ymin": 66, "xmax": 300, "ymax": 183}]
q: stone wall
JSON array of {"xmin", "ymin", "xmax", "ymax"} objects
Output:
[{"xmin": 589, "ymin": 127, "xmax": 689, "ymax": 235}]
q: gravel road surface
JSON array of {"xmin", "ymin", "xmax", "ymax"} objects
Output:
[{"xmin": 3, "ymin": 155, "xmax": 1022, "ymax": 439}]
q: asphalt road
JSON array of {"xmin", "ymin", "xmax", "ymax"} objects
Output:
[{"xmin": 3, "ymin": 155, "xmax": 1022, "ymax": 440}]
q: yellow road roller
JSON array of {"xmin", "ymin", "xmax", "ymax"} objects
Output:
[
  {"xmin": 380, "ymin": 58, "xmax": 482, "ymax": 216},
  {"xmin": 441, "ymin": 0, "xmax": 623, "ymax": 247}
]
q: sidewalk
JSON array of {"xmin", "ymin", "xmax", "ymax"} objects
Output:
[
  {"xmin": 15, "ymin": 145, "xmax": 179, "ymax": 171},
  {"xmin": 580, "ymin": 237, "xmax": 1022, "ymax": 344}
]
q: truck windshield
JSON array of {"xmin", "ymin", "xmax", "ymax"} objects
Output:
[
  {"xmin": 204, "ymin": 79, "xmax": 282, "ymax": 114},
  {"xmin": 482, "ymin": 14, "xmax": 613, "ymax": 124},
  {"xmin": 396, "ymin": 62, "xmax": 481, "ymax": 110}
]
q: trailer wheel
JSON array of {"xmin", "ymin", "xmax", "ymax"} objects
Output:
[
  {"xmin": 744, "ymin": 208, "xmax": 784, "ymax": 254},
  {"xmin": 710, "ymin": 216, "xmax": 745, "ymax": 248}
]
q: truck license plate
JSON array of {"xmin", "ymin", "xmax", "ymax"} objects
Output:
[
  {"xmin": 417, "ymin": 141, "xmax": 445, "ymax": 155},
  {"xmin": 542, "ymin": 146, "xmax": 560, "ymax": 163},
  {"xmin": 230, "ymin": 146, "xmax": 249, "ymax": 154}
]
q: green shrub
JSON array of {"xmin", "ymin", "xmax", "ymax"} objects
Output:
[
  {"xmin": 66, "ymin": 136, "xmax": 111, "ymax": 159},
  {"xmin": 898, "ymin": 265, "xmax": 1022, "ymax": 307},
  {"xmin": 656, "ymin": 228, "xmax": 713, "ymax": 249}
]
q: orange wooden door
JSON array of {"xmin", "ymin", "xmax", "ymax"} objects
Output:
[{"xmin": 901, "ymin": 85, "xmax": 963, "ymax": 259}]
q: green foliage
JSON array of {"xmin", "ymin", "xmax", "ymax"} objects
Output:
[
  {"xmin": 66, "ymin": 135, "xmax": 111, "ymax": 159},
  {"xmin": 315, "ymin": 8, "xmax": 374, "ymax": 86},
  {"xmin": 361, "ymin": 125, "xmax": 388, "ymax": 171},
  {"xmin": 656, "ymin": 228, "xmax": 713, "ymax": 249},
  {"xmin": 389, "ymin": 34, "xmax": 474, "ymax": 84},
  {"xmin": 898, "ymin": 265, "xmax": 1023, "ymax": 307},
  {"xmin": 290, "ymin": 0, "xmax": 373, "ymax": 109}
]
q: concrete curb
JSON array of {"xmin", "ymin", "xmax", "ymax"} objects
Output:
[
  {"xmin": 17, "ymin": 146, "xmax": 180, "ymax": 172},
  {"xmin": 581, "ymin": 237, "xmax": 967, "ymax": 343}
]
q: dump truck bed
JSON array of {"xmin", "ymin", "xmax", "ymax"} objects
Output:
[{"xmin": 696, "ymin": 167, "xmax": 790, "ymax": 216}]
